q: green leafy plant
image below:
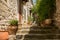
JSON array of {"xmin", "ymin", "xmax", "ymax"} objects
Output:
[
  {"xmin": 9, "ymin": 20, "xmax": 18, "ymax": 26},
  {"xmin": 32, "ymin": 0, "xmax": 55, "ymax": 22},
  {"xmin": 28, "ymin": 16, "xmax": 33, "ymax": 22},
  {"xmin": 37, "ymin": 0, "xmax": 55, "ymax": 21}
]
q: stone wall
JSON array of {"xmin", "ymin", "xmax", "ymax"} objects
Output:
[
  {"xmin": 54, "ymin": 0, "xmax": 60, "ymax": 27},
  {"xmin": 0, "ymin": 0, "xmax": 18, "ymax": 30},
  {"xmin": 0, "ymin": 0, "xmax": 18, "ymax": 24}
]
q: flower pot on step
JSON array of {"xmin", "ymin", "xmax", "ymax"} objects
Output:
[{"xmin": 8, "ymin": 25, "xmax": 18, "ymax": 35}]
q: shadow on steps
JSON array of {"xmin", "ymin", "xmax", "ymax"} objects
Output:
[{"xmin": 16, "ymin": 25, "xmax": 60, "ymax": 40}]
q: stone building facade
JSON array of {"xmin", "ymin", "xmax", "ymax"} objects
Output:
[{"xmin": 0, "ymin": 0, "xmax": 33, "ymax": 31}]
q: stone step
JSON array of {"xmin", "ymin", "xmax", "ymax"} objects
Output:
[
  {"xmin": 16, "ymin": 34, "xmax": 60, "ymax": 40},
  {"xmin": 18, "ymin": 26, "xmax": 57, "ymax": 30},
  {"xmin": 18, "ymin": 27, "xmax": 31, "ymax": 29},
  {"xmin": 16, "ymin": 33, "xmax": 60, "ymax": 35},
  {"xmin": 17, "ymin": 28, "xmax": 58, "ymax": 34},
  {"xmin": 22, "ymin": 34, "xmax": 60, "ymax": 39},
  {"xmin": 18, "ymin": 28, "xmax": 56, "ymax": 31},
  {"xmin": 18, "ymin": 28, "xmax": 57, "ymax": 32},
  {"xmin": 20, "ymin": 38, "xmax": 60, "ymax": 40},
  {"xmin": 16, "ymin": 26, "xmax": 59, "ymax": 40}
]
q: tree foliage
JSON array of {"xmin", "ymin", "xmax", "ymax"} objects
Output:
[{"xmin": 32, "ymin": 0, "xmax": 56, "ymax": 22}]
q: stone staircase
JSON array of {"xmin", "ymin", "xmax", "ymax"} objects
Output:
[{"xmin": 16, "ymin": 25, "xmax": 60, "ymax": 40}]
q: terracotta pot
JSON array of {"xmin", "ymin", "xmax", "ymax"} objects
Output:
[
  {"xmin": 40, "ymin": 19, "xmax": 52, "ymax": 27},
  {"xmin": 44, "ymin": 19, "xmax": 52, "ymax": 25},
  {"xmin": 8, "ymin": 25, "xmax": 18, "ymax": 35}
]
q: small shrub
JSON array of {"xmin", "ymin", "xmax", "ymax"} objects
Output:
[{"xmin": 9, "ymin": 20, "xmax": 18, "ymax": 26}]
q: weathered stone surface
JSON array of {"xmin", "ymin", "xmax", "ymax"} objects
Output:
[
  {"xmin": 54, "ymin": 0, "xmax": 60, "ymax": 27},
  {"xmin": 0, "ymin": 0, "xmax": 18, "ymax": 22},
  {"xmin": 0, "ymin": 0, "xmax": 18, "ymax": 29}
]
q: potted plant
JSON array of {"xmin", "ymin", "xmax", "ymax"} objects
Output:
[
  {"xmin": 28, "ymin": 16, "xmax": 33, "ymax": 25},
  {"xmin": 8, "ymin": 19, "xmax": 18, "ymax": 35}
]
